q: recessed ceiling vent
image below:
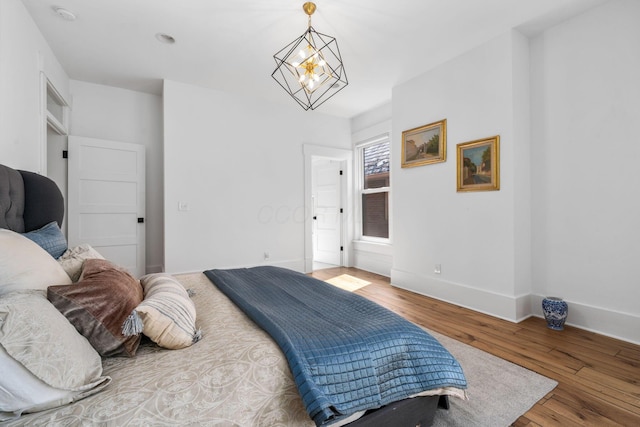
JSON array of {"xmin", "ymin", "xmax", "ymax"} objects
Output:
[
  {"xmin": 155, "ymin": 33, "xmax": 176, "ymax": 44},
  {"xmin": 52, "ymin": 6, "xmax": 76, "ymax": 21}
]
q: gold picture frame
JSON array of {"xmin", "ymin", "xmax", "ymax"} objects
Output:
[
  {"xmin": 401, "ymin": 119, "xmax": 446, "ymax": 168},
  {"xmin": 456, "ymin": 135, "xmax": 500, "ymax": 192}
]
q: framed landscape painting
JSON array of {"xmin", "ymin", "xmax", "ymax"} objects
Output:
[
  {"xmin": 456, "ymin": 135, "xmax": 500, "ymax": 192},
  {"xmin": 401, "ymin": 119, "xmax": 446, "ymax": 168}
]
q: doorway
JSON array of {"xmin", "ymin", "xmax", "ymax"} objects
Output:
[
  {"xmin": 303, "ymin": 145, "xmax": 353, "ymax": 273},
  {"xmin": 67, "ymin": 136, "xmax": 146, "ymax": 277}
]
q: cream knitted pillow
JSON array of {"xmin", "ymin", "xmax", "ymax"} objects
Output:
[{"xmin": 123, "ymin": 273, "xmax": 201, "ymax": 350}]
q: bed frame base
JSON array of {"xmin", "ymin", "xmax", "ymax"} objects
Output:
[{"xmin": 348, "ymin": 395, "xmax": 449, "ymax": 427}]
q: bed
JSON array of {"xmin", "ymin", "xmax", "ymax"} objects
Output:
[{"xmin": 0, "ymin": 163, "xmax": 467, "ymax": 426}]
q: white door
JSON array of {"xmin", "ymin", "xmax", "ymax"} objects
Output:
[
  {"xmin": 68, "ymin": 136, "xmax": 146, "ymax": 277},
  {"xmin": 313, "ymin": 159, "xmax": 342, "ymax": 266}
]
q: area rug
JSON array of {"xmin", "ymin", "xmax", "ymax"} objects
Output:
[
  {"xmin": 428, "ymin": 329, "xmax": 557, "ymax": 426},
  {"xmin": 320, "ymin": 276, "xmax": 556, "ymax": 425}
]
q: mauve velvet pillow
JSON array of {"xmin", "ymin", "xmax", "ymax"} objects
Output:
[{"xmin": 47, "ymin": 259, "xmax": 143, "ymax": 357}]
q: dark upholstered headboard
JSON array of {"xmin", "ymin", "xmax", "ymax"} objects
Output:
[{"xmin": 0, "ymin": 164, "xmax": 64, "ymax": 233}]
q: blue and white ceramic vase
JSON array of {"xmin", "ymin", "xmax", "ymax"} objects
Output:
[{"xmin": 542, "ymin": 297, "xmax": 568, "ymax": 331}]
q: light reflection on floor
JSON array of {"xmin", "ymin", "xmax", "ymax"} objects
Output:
[{"xmin": 324, "ymin": 274, "xmax": 371, "ymax": 292}]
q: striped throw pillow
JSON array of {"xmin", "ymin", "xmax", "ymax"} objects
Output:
[{"xmin": 124, "ymin": 273, "xmax": 201, "ymax": 350}]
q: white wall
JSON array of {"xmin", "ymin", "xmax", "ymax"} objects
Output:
[
  {"xmin": 391, "ymin": 30, "xmax": 531, "ymax": 321},
  {"xmin": 355, "ymin": 0, "xmax": 639, "ymax": 344},
  {"xmin": 163, "ymin": 80, "xmax": 351, "ymax": 274},
  {"xmin": 530, "ymin": 0, "xmax": 640, "ymax": 343},
  {"xmin": 68, "ymin": 81, "xmax": 164, "ymax": 274},
  {"xmin": 351, "ymin": 103, "xmax": 393, "ymax": 136},
  {"xmin": 0, "ymin": 1, "xmax": 164, "ymax": 274},
  {"xmin": 0, "ymin": 0, "xmax": 69, "ymax": 172}
]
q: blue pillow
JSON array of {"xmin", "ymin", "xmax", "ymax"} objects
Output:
[{"xmin": 22, "ymin": 221, "xmax": 68, "ymax": 259}]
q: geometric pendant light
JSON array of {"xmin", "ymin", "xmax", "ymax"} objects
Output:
[{"xmin": 272, "ymin": 2, "xmax": 348, "ymax": 111}]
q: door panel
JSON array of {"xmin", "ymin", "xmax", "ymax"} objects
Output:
[
  {"xmin": 77, "ymin": 213, "xmax": 138, "ymax": 243},
  {"xmin": 68, "ymin": 136, "xmax": 145, "ymax": 277},
  {"xmin": 78, "ymin": 180, "xmax": 137, "ymax": 207},
  {"xmin": 96, "ymin": 245, "xmax": 138, "ymax": 271},
  {"xmin": 313, "ymin": 159, "xmax": 342, "ymax": 266}
]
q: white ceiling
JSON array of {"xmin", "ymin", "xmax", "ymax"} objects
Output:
[{"xmin": 21, "ymin": 0, "xmax": 607, "ymax": 118}]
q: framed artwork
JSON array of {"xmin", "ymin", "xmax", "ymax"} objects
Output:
[
  {"xmin": 401, "ymin": 119, "xmax": 446, "ymax": 168},
  {"xmin": 456, "ymin": 135, "xmax": 500, "ymax": 192}
]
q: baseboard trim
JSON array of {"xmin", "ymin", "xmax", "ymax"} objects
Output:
[
  {"xmin": 268, "ymin": 258, "xmax": 305, "ymax": 273},
  {"xmin": 530, "ymin": 295, "xmax": 640, "ymax": 345},
  {"xmin": 390, "ymin": 268, "xmax": 640, "ymax": 344},
  {"xmin": 145, "ymin": 264, "xmax": 165, "ymax": 274},
  {"xmin": 354, "ymin": 252, "xmax": 392, "ymax": 278},
  {"xmin": 168, "ymin": 259, "xmax": 306, "ymax": 276},
  {"xmin": 391, "ymin": 268, "xmax": 523, "ymax": 322}
]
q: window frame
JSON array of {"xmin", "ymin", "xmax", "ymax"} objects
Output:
[{"xmin": 355, "ymin": 134, "xmax": 391, "ymax": 244}]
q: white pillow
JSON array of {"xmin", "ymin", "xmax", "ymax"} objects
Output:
[
  {"xmin": 0, "ymin": 346, "xmax": 73, "ymax": 421},
  {"xmin": 57, "ymin": 244, "xmax": 105, "ymax": 282},
  {"xmin": 0, "ymin": 291, "xmax": 111, "ymax": 420},
  {"xmin": 0, "ymin": 229, "xmax": 71, "ymax": 296}
]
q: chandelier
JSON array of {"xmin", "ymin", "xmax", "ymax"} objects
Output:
[{"xmin": 272, "ymin": 2, "xmax": 348, "ymax": 111}]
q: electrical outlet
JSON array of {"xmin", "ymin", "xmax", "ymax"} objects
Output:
[
  {"xmin": 178, "ymin": 201, "xmax": 190, "ymax": 211},
  {"xmin": 264, "ymin": 252, "xmax": 270, "ymax": 260},
  {"xmin": 434, "ymin": 264, "xmax": 441, "ymax": 274}
]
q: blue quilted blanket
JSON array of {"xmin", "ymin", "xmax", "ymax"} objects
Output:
[{"xmin": 204, "ymin": 266, "xmax": 466, "ymax": 426}]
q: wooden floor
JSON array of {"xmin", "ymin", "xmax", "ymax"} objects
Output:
[{"xmin": 310, "ymin": 267, "xmax": 640, "ymax": 427}]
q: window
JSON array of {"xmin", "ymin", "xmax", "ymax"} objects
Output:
[
  {"xmin": 357, "ymin": 137, "xmax": 390, "ymax": 240},
  {"xmin": 44, "ymin": 77, "xmax": 68, "ymax": 135}
]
